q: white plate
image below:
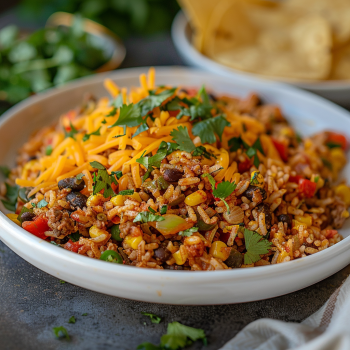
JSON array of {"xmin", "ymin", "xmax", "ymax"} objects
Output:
[
  {"xmin": 1, "ymin": 67, "xmax": 350, "ymax": 305},
  {"xmin": 171, "ymin": 11, "xmax": 350, "ymax": 107}
]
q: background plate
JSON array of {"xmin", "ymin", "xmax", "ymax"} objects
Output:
[{"xmin": 0, "ymin": 66, "xmax": 350, "ymax": 305}]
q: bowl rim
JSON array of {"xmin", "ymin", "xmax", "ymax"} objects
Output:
[
  {"xmin": 171, "ymin": 10, "xmax": 350, "ymax": 91},
  {"xmin": 1, "ymin": 66, "xmax": 350, "ymax": 285}
]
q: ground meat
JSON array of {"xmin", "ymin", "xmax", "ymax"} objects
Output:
[
  {"xmin": 46, "ymin": 207, "xmax": 76, "ymax": 237},
  {"xmin": 119, "ymin": 221, "xmax": 135, "ymax": 239},
  {"xmin": 186, "ymin": 242, "xmax": 205, "ymax": 257}
]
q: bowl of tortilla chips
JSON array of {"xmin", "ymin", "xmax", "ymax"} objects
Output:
[{"xmin": 172, "ymin": 0, "xmax": 350, "ymax": 106}]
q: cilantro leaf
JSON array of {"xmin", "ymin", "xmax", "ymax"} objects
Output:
[
  {"xmin": 90, "ymin": 161, "xmax": 117, "ymax": 198},
  {"xmin": 148, "ymin": 206, "xmax": 156, "ymax": 214},
  {"xmin": 37, "ymin": 199, "xmax": 48, "ymax": 208},
  {"xmin": 112, "ymin": 94, "xmax": 123, "ymax": 109},
  {"xmin": 141, "ymin": 312, "xmax": 162, "ymax": 324},
  {"xmin": 68, "ymin": 316, "xmax": 76, "ymax": 324},
  {"xmin": 228, "ymin": 136, "xmax": 264, "ymax": 167},
  {"xmin": 0, "ymin": 165, "xmax": 10, "ymax": 178},
  {"xmin": 192, "ymin": 115, "xmax": 230, "ymax": 144},
  {"xmin": 52, "ymin": 326, "xmax": 69, "ymax": 340},
  {"xmin": 244, "ymin": 229, "xmax": 272, "ymax": 265},
  {"xmin": 201, "ymin": 173, "xmax": 216, "ymax": 189},
  {"xmin": 179, "ymin": 227, "xmax": 198, "ymax": 237},
  {"xmin": 111, "ymin": 171, "xmax": 123, "ymax": 179},
  {"xmin": 136, "ymin": 150, "xmax": 167, "ymax": 181},
  {"xmin": 192, "ymin": 145, "xmax": 216, "ymax": 160},
  {"xmin": 133, "ymin": 122, "xmax": 149, "ymax": 138},
  {"xmin": 157, "ymin": 141, "xmax": 178, "ymax": 156},
  {"xmin": 1, "ymin": 183, "xmax": 19, "ymax": 211},
  {"xmin": 82, "ymin": 127, "xmax": 101, "ymax": 141},
  {"xmin": 133, "ymin": 212, "xmax": 165, "ymax": 223},
  {"xmin": 68, "ymin": 231, "xmax": 81, "ymax": 242},
  {"xmin": 109, "ymin": 103, "xmax": 142, "ymax": 128},
  {"xmin": 90, "ymin": 161, "xmax": 105, "ymax": 170},
  {"xmin": 101, "ymin": 119, "xmax": 107, "ymax": 124},
  {"xmin": 139, "ymin": 88, "xmax": 177, "ymax": 116},
  {"xmin": 118, "ymin": 190, "xmax": 134, "ymax": 195},
  {"xmin": 45, "ymin": 145, "xmax": 53, "ymax": 156},
  {"xmin": 160, "ymin": 205, "xmax": 168, "ymax": 214},
  {"xmin": 76, "ymin": 173, "xmax": 85, "ymax": 180},
  {"xmin": 64, "ymin": 122, "xmax": 78, "ymax": 139},
  {"xmin": 106, "ymin": 107, "xmax": 117, "ymax": 117},
  {"xmin": 170, "ymin": 126, "xmax": 195, "ymax": 153}
]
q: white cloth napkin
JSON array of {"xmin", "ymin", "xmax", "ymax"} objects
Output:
[{"xmin": 220, "ymin": 276, "xmax": 350, "ymax": 350}]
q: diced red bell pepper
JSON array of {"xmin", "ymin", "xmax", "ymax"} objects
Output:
[
  {"xmin": 327, "ymin": 132, "xmax": 347, "ymax": 150},
  {"xmin": 219, "ymin": 230, "xmax": 230, "ymax": 244},
  {"xmin": 325, "ymin": 229, "xmax": 338, "ymax": 239},
  {"xmin": 289, "ymin": 175, "xmax": 303, "ymax": 183},
  {"xmin": 22, "ymin": 216, "xmax": 49, "ymax": 240},
  {"xmin": 272, "ymin": 138, "xmax": 288, "ymax": 162},
  {"xmin": 298, "ymin": 178, "xmax": 317, "ymax": 198},
  {"xmin": 64, "ymin": 240, "xmax": 82, "ymax": 253},
  {"xmin": 238, "ymin": 159, "xmax": 251, "ymax": 173}
]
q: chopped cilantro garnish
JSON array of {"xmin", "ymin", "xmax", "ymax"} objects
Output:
[
  {"xmin": 314, "ymin": 175, "xmax": 319, "ymax": 183},
  {"xmin": 1, "ymin": 183, "xmax": 19, "ymax": 211},
  {"xmin": 136, "ymin": 150, "xmax": 167, "ymax": 181},
  {"xmin": 119, "ymin": 189, "xmax": 134, "ymax": 195},
  {"xmin": 170, "ymin": 125, "xmax": 195, "ymax": 153},
  {"xmin": 101, "ymin": 119, "xmax": 107, "ymax": 124},
  {"xmin": 106, "ymin": 107, "xmax": 117, "ymax": 117},
  {"xmin": 76, "ymin": 173, "xmax": 85, "ymax": 180},
  {"xmin": 160, "ymin": 205, "xmax": 168, "ymax": 215},
  {"xmin": 192, "ymin": 115, "xmax": 230, "ymax": 144},
  {"xmin": 64, "ymin": 122, "xmax": 78, "ymax": 139},
  {"xmin": 133, "ymin": 212, "xmax": 165, "ymax": 223},
  {"xmin": 111, "ymin": 170, "xmax": 123, "ymax": 179},
  {"xmin": 137, "ymin": 321, "xmax": 206, "ymax": 350},
  {"xmin": 82, "ymin": 127, "xmax": 101, "ymax": 141},
  {"xmin": 179, "ymin": 227, "xmax": 198, "ymax": 237},
  {"xmin": 141, "ymin": 312, "xmax": 162, "ymax": 324},
  {"xmin": 133, "ymin": 123, "xmax": 149, "ymax": 138},
  {"xmin": 53, "ymin": 326, "xmax": 69, "ymax": 340},
  {"xmin": 37, "ymin": 199, "xmax": 48, "ymax": 208},
  {"xmin": 326, "ymin": 141, "xmax": 342, "ymax": 149},
  {"xmin": 244, "ymin": 229, "xmax": 272, "ymax": 265},
  {"xmin": 31, "ymin": 203, "xmax": 36, "ymax": 208},
  {"xmin": 201, "ymin": 173, "xmax": 236, "ymax": 213},
  {"xmin": 45, "ymin": 145, "xmax": 53, "ymax": 156},
  {"xmin": 148, "ymin": 206, "xmax": 156, "ymax": 214},
  {"xmin": 192, "ymin": 145, "xmax": 216, "ymax": 159},
  {"xmin": 68, "ymin": 231, "xmax": 81, "ymax": 242},
  {"xmin": 68, "ymin": 316, "xmax": 76, "ymax": 324},
  {"xmin": 112, "ymin": 94, "xmax": 123, "ymax": 109},
  {"xmin": 0, "ymin": 165, "xmax": 10, "ymax": 178},
  {"xmin": 90, "ymin": 161, "xmax": 117, "ymax": 198}
]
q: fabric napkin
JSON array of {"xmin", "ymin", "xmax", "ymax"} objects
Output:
[{"xmin": 220, "ymin": 276, "xmax": 350, "ymax": 350}]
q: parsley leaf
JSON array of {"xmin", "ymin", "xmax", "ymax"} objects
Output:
[
  {"xmin": 170, "ymin": 126, "xmax": 195, "ymax": 153},
  {"xmin": 118, "ymin": 189, "xmax": 134, "ymax": 195},
  {"xmin": 179, "ymin": 227, "xmax": 198, "ymax": 237},
  {"xmin": 141, "ymin": 312, "xmax": 162, "ymax": 324},
  {"xmin": 0, "ymin": 165, "xmax": 10, "ymax": 178},
  {"xmin": 37, "ymin": 199, "xmax": 48, "ymax": 208},
  {"xmin": 133, "ymin": 212, "xmax": 165, "ymax": 223},
  {"xmin": 244, "ymin": 229, "xmax": 272, "ymax": 265},
  {"xmin": 52, "ymin": 326, "xmax": 69, "ymax": 340},
  {"xmin": 64, "ymin": 122, "xmax": 78, "ymax": 139},
  {"xmin": 192, "ymin": 115, "xmax": 230, "ymax": 144},
  {"xmin": 68, "ymin": 316, "xmax": 76, "ymax": 324},
  {"xmin": 45, "ymin": 145, "xmax": 53, "ymax": 156},
  {"xmin": 90, "ymin": 161, "xmax": 116, "ymax": 198},
  {"xmin": 82, "ymin": 127, "xmax": 101, "ymax": 141},
  {"xmin": 160, "ymin": 205, "xmax": 168, "ymax": 215}
]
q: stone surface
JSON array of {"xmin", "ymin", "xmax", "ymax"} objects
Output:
[{"xmin": 1, "ymin": 31, "xmax": 349, "ymax": 350}]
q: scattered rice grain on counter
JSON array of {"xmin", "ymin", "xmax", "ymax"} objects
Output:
[{"xmin": 2, "ymin": 68, "xmax": 350, "ymax": 270}]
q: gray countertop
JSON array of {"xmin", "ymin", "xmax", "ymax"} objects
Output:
[{"xmin": 1, "ymin": 32, "xmax": 349, "ymax": 350}]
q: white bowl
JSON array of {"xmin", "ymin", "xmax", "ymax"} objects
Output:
[
  {"xmin": 171, "ymin": 11, "xmax": 350, "ymax": 107},
  {"xmin": 1, "ymin": 67, "xmax": 350, "ymax": 305}
]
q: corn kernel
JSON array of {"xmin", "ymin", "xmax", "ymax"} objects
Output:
[
  {"xmin": 172, "ymin": 247, "xmax": 188, "ymax": 265},
  {"xmin": 6, "ymin": 213, "xmax": 21, "ymax": 226},
  {"xmin": 126, "ymin": 192, "xmax": 142, "ymax": 203},
  {"xmin": 111, "ymin": 195, "xmax": 125, "ymax": 206},
  {"xmin": 335, "ymin": 184, "xmax": 350, "ymax": 206},
  {"xmin": 280, "ymin": 127, "xmax": 294, "ymax": 138},
  {"xmin": 184, "ymin": 190, "xmax": 207, "ymax": 206},
  {"xmin": 89, "ymin": 225, "xmax": 107, "ymax": 238},
  {"xmin": 87, "ymin": 194, "xmax": 104, "ymax": 207},
  {"xmin": 294, "ymin": 214, "xmax": 312, "ymax": 227},
  {"xmin": 292, "ymin": 219, "xmax": 304, "ymax": 230},
  {"xmin": 277, "ymin": 250, "xmax": 289, "ymax": 263},
  {"xmin": 341, "ymin": 210, "xmax": 350, "ymax": 218},
  {"xmin": 124, "ymin": 234, "xmax": 143, "ymax": 249},
  {"xmin": 209, "ymin": 240, "xmax": 228, "ymax": 260},
  {"xmin": 250, "ymin": 171, "xmax": 264, "ymax": 188}
]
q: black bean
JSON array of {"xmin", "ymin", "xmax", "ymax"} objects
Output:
[
  {"xmin": 225, "ymin": 249, "xmax": 243, "ymax": 268},
  {"xmin": 256, "ymin": 203, "xmax": 272, "ymax": 229},
  {"xmin": 58, "ymin": 177, "xmax": 85, "ymax": 192},
  {"xmin": 154, "ymin": 247, "xmax": 172, "ymax": 263},
  {"xmin": 66, "ymin": 192, "xmax": 87, "ymax": 209},
  {"xmin": 244, "ymin": 185, "xmax": 267, "ymax": 201},
  {"xmin": 163, "ymin": 168, "xmax": 183, "ymax": 182},
  {"xmin": 20, "ymin": 212, "xmax": 36, "ymax": 222},
  {"xmin": 277, "ymin": 214, "xmax": 292, "ymax": 227}
]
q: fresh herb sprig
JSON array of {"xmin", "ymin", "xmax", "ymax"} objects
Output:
[
  {"xmin": 244, "ymin": 229, "xmax": 272, "ymax": 265},
  {"xmin": 90, "ymin": 161, "xmax": 117, "ymax": 198},
  {"xmin": 133, "ymin": 212, "xmax": 165, "ymax": 223},
  {"xmin": 141, "ymin": 312, "xmax": 162, "ymax": 324}
]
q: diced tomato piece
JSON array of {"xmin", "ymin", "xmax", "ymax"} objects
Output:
[
  {"xmin": 219, "ymin": 230, "xmax": 230, "ymax": 244},
  {"xmin": 238, "ymin": 159, "xmax": 251, "ymax": 173},
  {"xmin": 327, "ymin": 132, "xmax": 347, "ymax": 150},
  {"xmin": 272, "ymin": 138, "xmax": 288, "ymax": 162},
  {"xmin": 64, "ymin": 240, "xmax": 82, "ymax": 253},
  {"xmin": 298, "ymin": 178, "xmax": 317, "ymax": 198},
  {"xmin": 325, "ymin": 229, "xmax": 338, "ymax": 239},
  {"xmin": 289, "ymin": 175, "xmax": 303, "ymax": 183},
  {"xmin": 22, "ymin": 216, "xmax": 49, "ymax": 240}
]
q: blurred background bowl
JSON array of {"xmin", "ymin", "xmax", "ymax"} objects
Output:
[{"xmin": 171, "ymin": 11, "xmax": 350, "ymax": 108}]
